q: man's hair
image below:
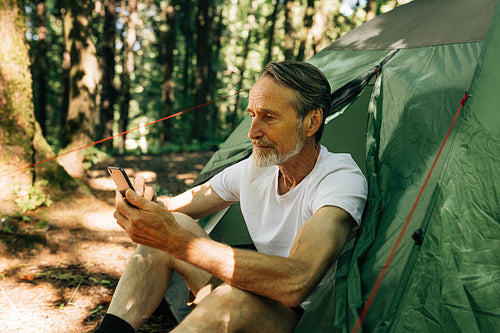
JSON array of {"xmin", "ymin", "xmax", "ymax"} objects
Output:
[{"xmin": 260, "ymin": 61, "xmax": 332, "ymax": 142}]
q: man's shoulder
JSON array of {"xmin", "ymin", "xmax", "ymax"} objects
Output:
[{"xmin": 317, "ymin": 146, "xmax": 361, "ymax": 172}]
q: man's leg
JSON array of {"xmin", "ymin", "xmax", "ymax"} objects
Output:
[
  {"xmin": 173, "ymin": 284, "xmax": 301, "ymax": 333},
  {"xmin": 99, "ymin": 212, "xmax": 213, "ymax": 331}
]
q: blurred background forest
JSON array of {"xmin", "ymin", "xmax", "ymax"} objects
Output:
[
  {"xmin": 0, "ymin": 0, "xmax": 410, "ymax": 209},
  {"xmin": 1, "ymin": 1, "xmax": 415, "ymax": 330}
]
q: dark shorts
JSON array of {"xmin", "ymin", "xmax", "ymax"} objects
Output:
[{"xmin": 187, "ymin": 276, "xmax": 304, "ymax": 318}]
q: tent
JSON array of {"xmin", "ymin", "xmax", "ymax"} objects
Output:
[{"xmin": 168, "ymin": 0, "xmax": 500, "ymax": 331}]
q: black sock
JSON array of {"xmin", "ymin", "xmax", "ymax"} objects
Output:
[{"xmin": 95, "ymin": 313, "xmax": 135, "ymax": 333}]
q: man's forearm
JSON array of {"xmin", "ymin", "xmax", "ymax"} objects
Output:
[
  {"xmin": 159, "ymin": 182, "xmax": 234, "ymax": 219},
  {"xmin": 164, "ymin": 233, "xmax": 317, "ymax": 308}
]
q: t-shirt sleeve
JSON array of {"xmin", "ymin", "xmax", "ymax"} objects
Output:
[
  {"xmin": 311, "ymin": 164, "xmax": 368, "ymax": 225},
  {"xmin": 209, "ymin": 158, "xmax": 247, "ymax": 202}
]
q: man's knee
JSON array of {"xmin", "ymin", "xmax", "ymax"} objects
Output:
[
  {"xmin": 133, "ymin": 244, "xmax": 171, "ymax": 267},
  {"xmin": 171, "ymin": 212, "xmax": 209, "ymax": 238},
  {"xmin": 184, "ymin": 284, "xmax": 299, "ymax": 333}
]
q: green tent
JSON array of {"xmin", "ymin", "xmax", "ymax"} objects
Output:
[{"xmin": 169, "ymin": 0, "xmax": 500, "ymax": 331}]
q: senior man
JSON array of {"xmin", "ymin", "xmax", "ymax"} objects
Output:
[{"xmin": 96, "ymin": 61, "xmax": 367, "ymax": 333}]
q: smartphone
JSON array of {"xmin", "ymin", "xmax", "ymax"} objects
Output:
[{"xmin": 107, "ymin": 166, "xmax": 135, "ymax": 197}]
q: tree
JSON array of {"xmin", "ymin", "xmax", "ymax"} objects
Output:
[
  {"xmin": 159, "ymin": 0, "xmax": 177, "ymax": 144},
  {"xmin": 180, "ymin": 0, "xmax": 195, "ymax": 100},
  {"xmin": 31, "ymin": 0, "xmax": 49, "ymax": 137},
  {"xmin": 58, "ymin": 0, "xmax": 100, "ymax": 178},
  {"xmin": 232, "ymin": 0, "xmax": 258, "ymax": 127},
  {"xmin": 263, "ymin": 0, "xmax": 280, "ymax": 66},
  {"xmin": 117, "ymin": 0, "xmax": 138, "ymax": 153},
  {"xmin": 0, "ymin": 0, "xmax": 78, "ymax": 210},
  {"xmin": 284, "ymin": 0, "xmax": 296, "ymax": 59},
  {"xmin": 193, "ymin": 0, "xmax": 216, "ymax": 141},
  {"xmin": 98, "ymin": 0, "xmax": 119, "ymax": 150},
  {"xmin": 296, "ymin": 0, "xmax": 315, "ymax": 61}
]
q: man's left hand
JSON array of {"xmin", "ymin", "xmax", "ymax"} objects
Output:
[{"xmin": 114, "ymin": 189, "xmax": 177, "ymax": 250}]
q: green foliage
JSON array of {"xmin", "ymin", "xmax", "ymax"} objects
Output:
[
  {"xmin": 21, "ymin": 0, "xmax": 397, "ymax": 161},
  {"xmin": 11, "ymin": 180, "xmax": 54, "ymax": 213},
  {"xmin": 82, "ymin": 147, "xmax": 112, "ymax": 169}
]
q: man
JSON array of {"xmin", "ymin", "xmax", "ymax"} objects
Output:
[{"xmin": 97, "ymin": 61, "xmax": 367, "ymax": 332}]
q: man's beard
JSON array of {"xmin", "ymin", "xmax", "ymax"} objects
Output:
[{"xmin": 251, "ymin": 127, "xmax": 306, "ymax": 168}]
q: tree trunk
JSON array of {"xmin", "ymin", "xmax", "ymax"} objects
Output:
[
  {"xmin": 99, "ymin": 0, "xmax": 119, "ymax": 150},
  {"xmin": 284, "ymin": 0, "xmax": 296, "ymax": 60},
  {"xmin": 117, "ymin": 0, "xmax": 138, "ymax": 153},
  {"xmin": 180, "ymin": 0, "xmax": 195, "ymax": 99},
  {"xmin": 296, "ymin": 0, "xmax": 315, "ymax": 61},
  {"xmin": 264, "ymin": 0, "xmax": 280, "ymax": 66},
  {"xmin": 60, "ymin": 42, "xmax": 71, "ymax": 147},
  {"xmin": 0, "ymin": 0, "xmax": 78, "ymax": 210},
  {"xmin": 32, "ymin": 0, "xmax": 48, "ymax": 137},
  {"xmin": 232, "ymin": 0, "xmax": 257, "ymax": 127},
  {"xmin": 193, "ymin": 0, "xmax": 215, "ymax": 141},
  {"xmin": 160, "ymin": 1, "xmax": 177, "ymax": 144},
  {"xmin": 59, "ymin": 0, "xmax": 100, "ymax": 178}
]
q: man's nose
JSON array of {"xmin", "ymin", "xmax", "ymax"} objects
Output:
[{"xmin": 248, "ymin": 118, "xmax": 263, "ymax": 140}]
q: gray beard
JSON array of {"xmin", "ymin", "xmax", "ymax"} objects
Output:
[{"xmin": 251, "ymin": 138, "xmax": 305, "ymax": 168}]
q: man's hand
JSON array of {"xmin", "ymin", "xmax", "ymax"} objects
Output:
[
  {"xmin": 129, "ymin": 175, "xmax": 163, "ymax": 207},
  {"xmin": 114, "ymin": 188, "xmax": 179, "ymax": 250}
]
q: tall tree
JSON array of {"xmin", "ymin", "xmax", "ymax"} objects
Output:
[
  {"xmin": 180, "ymin": 0, "xmax": 195, "ymax": 99},
  {"xmin": 99, "ymin": 0, "xmax": 119, "ymax": 150},
  {"xmin": 58, "ymin": 0, "xmax": 100, "ymax": 178},
  {"xmin": 264, "ymin": 0, "xmax": 280, "ymax": 66},
  {"xmin": 0, "ymin": 0, "xmax": 77, "ymax": 208},
  {"xmin": 232, "ymin": 0, "xmax": 258, "ymax": 127},
  {"xmin": 283, "ymin": 0, "xmax": 296, "ymax": 59},
  {"xmin": 31, "ymin": 0, "xmax": 49, "ymax": 137},
  {"xmin": 193, "ymin": 0, "xmax": 216, "ymax": 140},
  {"xmin": 117, "ymin": 0, "xmax": 138, "ymax": 153},
  {"xmin": 159, "ymin": 0, "xmax": 177, "ymax": 144},
  {"xmin": 296, "ymin": 0, "xmax": 315, "ymax": 61}
]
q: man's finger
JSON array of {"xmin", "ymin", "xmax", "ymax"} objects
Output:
[
  {"xmin": 144, "ymin": 186, "xmax": 156, "ymax": 201},
  {"xmin": 115, "ymin": 190, "xmax": 124, "ymax": 206},
  {"xmin": 125, "ymin": 189, "xmax": 150, "ymax": 209},
  {"xmin": 114, "ymin": 210, "xmax": 129, "ymax": 231},
  {"xmin": 135, "ymin": 176, "xmax": 145, "ymax": 196}
]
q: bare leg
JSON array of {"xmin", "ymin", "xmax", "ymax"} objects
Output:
[
  {"xmin": 106, "ymin": 212, "xmax": 213, "ymax": 330},
  {"xmin": 173, "ymin": 284, "xmax": 300, "ymax": 333}
]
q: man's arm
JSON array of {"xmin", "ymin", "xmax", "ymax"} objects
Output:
[
  {"xmin": 116, "ymin": 190, "xmax": 354, "ymax": 308},
  {"xmin": 158, "ymin": 181, "xmax": 235, "ymax": 219}
]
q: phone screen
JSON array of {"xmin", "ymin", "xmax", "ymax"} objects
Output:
[{"xmin": 107, "ymin": 166, "xmax": 135, "ymax": 197}]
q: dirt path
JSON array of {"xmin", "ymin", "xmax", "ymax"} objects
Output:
[{"xmin": 0, "ymin": 151, "xmax": 213, "ymax": 332}]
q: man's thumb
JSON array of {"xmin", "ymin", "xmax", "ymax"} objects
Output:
[{"xmin": 125, "ymin": 189, "xmax": 147, "ymax": 207}]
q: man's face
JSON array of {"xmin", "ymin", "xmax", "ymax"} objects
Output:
[{"xmin": 246, "ymin": 76, "xmax": 306, "ymax": 167}]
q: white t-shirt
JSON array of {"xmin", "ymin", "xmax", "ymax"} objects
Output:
[{"xmin": 211, "ymin": 146, "xmax": 368, "ymax": 257}]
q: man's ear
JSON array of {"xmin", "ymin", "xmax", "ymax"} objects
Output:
[{"xmin": 305, "ymin": 108, "xmax": 323, "ymax": 138}]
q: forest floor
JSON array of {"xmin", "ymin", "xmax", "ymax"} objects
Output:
[{"xmin": 0, "ymin": 151, "xmax": 214, "ymax": 333}]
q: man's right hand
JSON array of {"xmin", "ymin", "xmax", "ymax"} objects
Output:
[{"xmin": 130, "ymin": 175, "xmax": 163, "ymax": 207}]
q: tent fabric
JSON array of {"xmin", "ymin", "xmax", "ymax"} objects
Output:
[
  {"xmin": 329, "ymin": 0, "xmax": 496, "ymax": 51},
  {"xmin": 294, "ymin": 0, "xmax": 500, "ymax": 332},
  {"xmin": 190, "ymin": 0, "xmax": 500, "ymax": 331}
]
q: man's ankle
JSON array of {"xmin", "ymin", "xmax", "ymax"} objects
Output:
[{"xmin": 95, "ymin": 313, "xmax": 135, "ymax": 333}]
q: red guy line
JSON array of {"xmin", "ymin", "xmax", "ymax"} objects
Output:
[
  {"xmin": 0, "ymin": 88, "xmax": 250, "ymax": 178},
  {"xmin": 351, "ymin": 92, "xmax": 471, "ymax": 333}
]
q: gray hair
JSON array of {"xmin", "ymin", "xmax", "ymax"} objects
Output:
[{"xmin": 260, "ymin": 61, "xmax": 331, "ymax": 142}]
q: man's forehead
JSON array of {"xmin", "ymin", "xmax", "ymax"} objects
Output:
[{"xmin": 248, "ymin": 77, "xmax": 296, "ymax": 109}]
